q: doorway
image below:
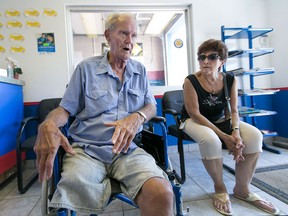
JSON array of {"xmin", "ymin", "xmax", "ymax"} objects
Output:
[{"xmin": 65, "ymin": 5, "xmax": 194, "ymax": 87}]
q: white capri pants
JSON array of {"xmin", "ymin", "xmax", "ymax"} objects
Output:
[{"xmin": 183, "ymin": 118, "xmax": 263, "ymax": 160}]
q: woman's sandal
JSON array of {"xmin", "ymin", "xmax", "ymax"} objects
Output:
[
  {"xmin": 234, "ymin": 192, "xmax": 280, "ymax": 215},
  {"xmin": 213, "ymin": 193, "xmax": 233, "ymax": 216}
]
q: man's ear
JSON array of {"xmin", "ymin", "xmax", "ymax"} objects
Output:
[{"xmin": 104, "ymin": 30, "xmax": 110, "ymax": 42}]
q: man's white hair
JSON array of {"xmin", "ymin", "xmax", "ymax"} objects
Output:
[{"xmin": 105, "ymin": 13, "xmax": 138, "ymax": 32}]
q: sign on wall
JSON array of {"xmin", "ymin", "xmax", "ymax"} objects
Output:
[{"xmin": 37, "ymin": 32, "xmax": 55, "ymax": 53}]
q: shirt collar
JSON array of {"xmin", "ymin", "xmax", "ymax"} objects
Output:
[{"xmin": 96, "ymin": 53, "xmax": 141, "ymax": 77}]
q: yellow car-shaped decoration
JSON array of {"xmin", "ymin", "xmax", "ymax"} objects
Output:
[
  {"xmin": 7, "ymin": 20, "xmax": 22, "ymax": 28},
  {"xmin": 0, "ymin": 34, "xmax": 5, "ymax": 40},
  {"xmin": 26, "ymin": 20, "xmax": 41, "ymax": 27},
  {"xmin": 10, "ymin": 45, "xmax": 26, "ymax": 53},
  {"xmin": 0, "ymin": 46, "xmax": 6, "ymax": 53},
  {"xmin": 26, "ymin": 20, "xmax": 41, "ymax": 28},
  {"xmin": 43, "ymin": 8, "xmax": 57, "ymax": 16},
  {"xmin": 24, "ymin": 9, "xmax": 40, "ymax": 17},
  {"xmin": 5, "ymin": 9, "xmax": 21, "ymax": 17},
  {"xmin": 9, "ymin": 33, "xmax": 25, "ymax": 41}
]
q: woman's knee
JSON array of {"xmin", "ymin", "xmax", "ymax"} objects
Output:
[{"xmin": 240, "ymin": 123, "xmax": 263, "ymax": 153}]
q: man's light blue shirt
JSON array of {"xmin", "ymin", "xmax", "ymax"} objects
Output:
[{"xmin": 60, "ymin": 53, "xmax": 156, "ymax": 163}]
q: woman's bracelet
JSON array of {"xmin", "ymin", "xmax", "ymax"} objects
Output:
[{"xmin": 232, "ymin": 127, "xmax": 239, "ymax": 131}]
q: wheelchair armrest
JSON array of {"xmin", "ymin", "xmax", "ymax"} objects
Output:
[
  {"xmin": 149, "ymin": 116, "xmax": 166, "ymax": 123},
  {"xmin": 163, "ymin": 108, "xmax": 178, "ymax": 116}
]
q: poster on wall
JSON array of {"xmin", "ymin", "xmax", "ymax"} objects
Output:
[
  {"xmin": 131, "ymin": 43, "xmax": 143, "ymax": 56},
  {"xmin": 37, "ymin": 32, "xmax": 55, "ymax": 53}
]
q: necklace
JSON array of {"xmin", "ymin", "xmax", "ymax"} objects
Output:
[
  {"xmin": 211, "ymin": 84, "xmax": 215, "ymax": 94},
  {"xmin": 210, "ymin": 74, "xmax": 222, "ymax": 95}
]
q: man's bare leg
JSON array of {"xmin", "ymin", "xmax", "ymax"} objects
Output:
[{"xmin": 135, "ymin": 177, "xmax": 174, "ymax": 216}]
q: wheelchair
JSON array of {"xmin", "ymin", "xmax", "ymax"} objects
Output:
[{"xmin": 41, "ymin": 116, "xmax": 189, "ymax": 216}]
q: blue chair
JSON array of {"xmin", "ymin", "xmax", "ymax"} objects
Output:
[{"xmin": 41, "ymin": 116, "xmax": 188, "ymax": 216}]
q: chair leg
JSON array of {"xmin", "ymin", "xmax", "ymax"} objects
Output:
[
  {"xmin": 17, "ymin": 150, "xmax": 38, "ymax": 194},
  {"xmin": 174, "ymin": 135, "xmax": 186, "ymax": 184}
]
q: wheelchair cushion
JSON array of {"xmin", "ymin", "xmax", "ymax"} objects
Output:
[{"xmin": 110, "ymin": 178, "xmax": 122, "ymax": 194}]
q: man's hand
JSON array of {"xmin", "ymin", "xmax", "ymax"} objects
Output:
[
  {"xmin": 34, "ymin": 120, "xmax": 76, "ymax": 183},
  {"xmin": 105, "ymin": 113, "xmax": 143, "ymax": 154}
]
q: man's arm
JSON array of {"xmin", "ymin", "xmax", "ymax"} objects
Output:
[
  {"xmin": 33, "ymin": 106, "xmax": 76, "ymax": 182},
  {"xmin": 105, "ymin": 103, "xmax": 156, "ymax": 154}
]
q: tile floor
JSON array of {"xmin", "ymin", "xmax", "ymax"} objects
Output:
[{"xmin": 1, "ymin": 141, "xmax": 288, "ymax": 216}]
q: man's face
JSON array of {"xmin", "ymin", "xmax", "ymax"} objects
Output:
[{"xmin": 106, "ymin": 16, "xmax": 138, "ymax": 62}]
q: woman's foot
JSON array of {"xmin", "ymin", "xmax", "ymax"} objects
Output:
[
  {"xmin": 213, "ymin": 193, "xmax": 233, "ymax": 216},
  {"xmin": 234, "ymin": 192, "xmax": 280, "ymax": 215}
]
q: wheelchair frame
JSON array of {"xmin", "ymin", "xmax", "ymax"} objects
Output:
[{"xmin": 41, "ymin": 117, "xmax": 189, "ymax": 216}]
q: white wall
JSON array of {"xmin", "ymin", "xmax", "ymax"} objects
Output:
[
  {"xmin": 0, "ymin": 0, "xmax": 69, "ymax": 102},
  {"xmin": 0, "ymin": 0, "xmax": 286, "ymax": 102},
  {"xmin": 266, "ymin": 0, "xmax": 288, "ymax": 88}
]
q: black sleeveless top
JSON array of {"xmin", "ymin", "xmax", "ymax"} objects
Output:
[{"xmin": 181, "ymin": 73, "xmax": 234, "ymax": 122}]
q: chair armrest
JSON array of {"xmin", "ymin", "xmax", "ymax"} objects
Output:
[
  {"xmin": 21, "ymin": 116, "xmax": 39, "ymax": 125},
  {"xmin": 17, "ymin": 116, "xmax": 39, "ymax": 141},
  {"xmin": 163, "ymin": 109, "xmax": 182, "ymax": 126}
]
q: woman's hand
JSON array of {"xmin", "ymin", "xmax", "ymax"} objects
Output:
[
  {"xmin": 222, "ymin": 133, "xmax": 245, "ymax": 163},
  {"xmin": 232, "ymin": 146, "xmax": 245, "ymax": 163},
  {"xmin": 231, "ymin": 131, "xmax": 245, "ymax": 163},
  {"xmin": 222, "ymin": 134, "xmax": 236, "ymax": 152}
]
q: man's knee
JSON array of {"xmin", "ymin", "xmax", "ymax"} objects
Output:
[
  {"xmin": 135, "ymin": 177, "xmax": 174, "ymax": 216},
  {"xmin": 137, "ymin": 177, "xmax": 173, "ymax": 204}
]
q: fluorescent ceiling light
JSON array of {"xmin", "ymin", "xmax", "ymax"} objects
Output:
[
  {"xmin": 81, "ymin": 13, "xmax": 103, "ymax": 35},
  {"xmin": 145, "ymin": 12, "xmax": 175, "ymax": 35}
]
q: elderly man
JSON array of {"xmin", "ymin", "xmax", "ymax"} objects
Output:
[{"xmin": 34, "ymin": 13, "xmax": 173, "ymax": 215}]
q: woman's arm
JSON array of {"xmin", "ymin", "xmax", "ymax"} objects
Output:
[
  {"xmin": 229, "ymin": 77, "xmax": 245, "ymax": 162},
  {"xmin": 230, "ymin": 77, "xmax": 240, "ymax": 130}
]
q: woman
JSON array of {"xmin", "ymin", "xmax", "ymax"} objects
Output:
[{"xmin": 181, "ymin": 39, "xmax": 279, "ymax": 215}]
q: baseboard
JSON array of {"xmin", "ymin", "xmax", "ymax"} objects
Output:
[{"xmin": 0, "ymin": 166, "xmax": 16, "ymax": 185}]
